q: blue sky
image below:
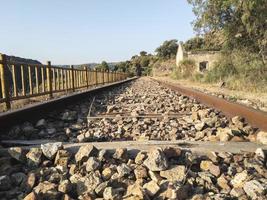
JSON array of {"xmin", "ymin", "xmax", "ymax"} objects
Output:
[{"xmin": 0, "ymin": 0, "xmax": 195, "ymax": 64}]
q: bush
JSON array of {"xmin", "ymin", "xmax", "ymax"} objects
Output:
[
  {"xmin": 175, "ymin": 59, "xmax": 196, "ymax": 79},
  {"xmin": 203, "ymin": 50, "xmax": 267, "ymax": 92}
]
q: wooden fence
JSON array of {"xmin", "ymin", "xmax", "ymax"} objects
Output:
[{"xmin": 0, "ymin": 54, "xmax": 128, "ymax": 110}]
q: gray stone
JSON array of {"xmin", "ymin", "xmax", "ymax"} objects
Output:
[
  {"xmin": 36, "ymin": 119, "xmax": 46, "ymax": 128},
  {"xmin": 257, "ymin": 131, "xmax": 267, "ymax": 144},
  {"xmin": 160, "ymin": 165, "xmax": 186, "ymax": 182},
  {"xmin": 231, "ymin": 171, "xmax": 248, "ymax": 188},
  {"xmin": 0, "ymin": 175, "xmax": 11, "ymax": 191},
  {"xmin": 144, "ymin": 148, "xmax": 168, "ymax": 171},
  {"xmin": 8, "ymin": 147, "xmax": 27, "ymax": 162},
  {"xmin": 33, "ymin": 181, "xmax": 60, "ymax": 200},
  {"xmin": 11, "ymin": 172, "xmax": 26, "ymax": 186},
  {"xmin": 143, "ymin": 180, "xmax": 160, "ymax": 197},
  {"xmin": 75, "ymin": 145, "xmax": 98, "ymax": 163},
  {"xmin": 41, "ymin": 142, "xmax": 63, "ymax": 160},
  {"xmin": 26, "ymin": 148, "xmax": 42, "ymax": 167},
  {"xmin": 86, "ymin": 157, "xmax": 101, "ymax": 172},
  {"xmin": 103, "ymin": 187, "xmax": 120, "ymax": 200},
  {"xmin": 117, "ymin": 163, "xmax": 132, "ymax": 177},
  {"xmin": 243, "ymin": 180, "xmax": 266, "ymax": 199}
]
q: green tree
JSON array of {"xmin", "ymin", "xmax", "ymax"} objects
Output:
[
  {"xmin": 155, "ymin": 39, "xmax": 178, "ymax": 59},
  {"xmin": 187, "ymin": 0, "xmax": 267, "ymax": 62},
  {"xmin": 96, "ymin": 61, "xmax": 109, "ymax": 71}
]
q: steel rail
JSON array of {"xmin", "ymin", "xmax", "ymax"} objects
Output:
[
  {"xmin": 152, "ymin": 78, "xmax": 267, "ymax": 131},
  {"xmin": 0, "ymin": 77, "xmax": 137, "ymax": 130}
]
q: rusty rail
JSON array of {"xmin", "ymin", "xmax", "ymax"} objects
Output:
[
  {"xmin": 153, "ymin": 78, "xmax": 267, "ymax": 131},
  {"xmin": 0, "ymin": 54, "xmax": 128, "ymax": 110}
]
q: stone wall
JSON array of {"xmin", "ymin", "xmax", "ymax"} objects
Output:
[
  {"xmin": 187, "ymin": 51, "xmax": 221, "ymax": 72},
  {"xmin": 176, "ymin": 43, "xmax": 221, "ymax": 72}
]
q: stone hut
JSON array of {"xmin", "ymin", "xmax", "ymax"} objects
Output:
[{"xmin": 176, "ymin": 43, "xmax": 221, "ymax": 72}]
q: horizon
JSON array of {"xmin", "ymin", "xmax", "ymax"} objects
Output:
[{"xmin": 0, "ymin": 0, "xmax": 195, "ymax": 65}]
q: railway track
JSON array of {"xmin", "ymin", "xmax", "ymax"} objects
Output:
[{"xmin": 0, "ymin": 77, "xmax": 267, "ymax": 199}]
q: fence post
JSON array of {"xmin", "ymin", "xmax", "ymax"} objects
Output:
[
  {"xmin": 107, "ymin": 70, "xmax": 110, "ymax": 83},
  {"xmin": 85, "ymin": 67, "xmax": 89, "ymax": 89},
  {"xmin": 0, "ymin": 54, "xmax": 11, "ymax": 110},
  {"xmin": 46, "ymin": 61, "xmax": 53, "ymax": 98},
  {"xmin": 102, "ymin": 69, "xmax": 105, "ymax": 84},
  {"xmin": 95, "ymin": 69, "xmax": 98, "ymax": 85},
  {"xmin": 71, "ymin": 65, "xmax": 75, "ymax": 92}
]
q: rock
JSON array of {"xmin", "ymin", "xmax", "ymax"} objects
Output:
[
  {"xmin": 95, "ymin": 181, "xmax": 109, "ymax": 196},
  {"xmin": 231, "ymin": 171, "xmax": 248, "ymax": 188},
  {"xmin": 0, "ymin": 175, "xmax": 11, "ymax": 191},
  {"xmin": 217, "ymin": 175, "xmax": 231, "ymax": 192},
  {"xmin": 230, "ymin": 187, "xmax": 245, "ymax": 198},
  {"xmin": 41, "ymin": 142, "xmax": 63, "ymax": 160},
  {"xmin": 163, "ymin": 147, "xmax": 182, "ymax": 159},
  {"xmin": 117, "ymin": 163, "xmax": 132, "ymax": 177},
  {"xmin": 195, "ymin": 122, "xmax": 206, "ymax": 131},
  {"xmin": 113, "ymin": 148, "xmax": 128, "ymax": 161},
  {"xmin": 11, "ymin": 172, "xmax": 26, "ymax": 186},
  {"xmin": 231, "ymin": 116, "xmax": 244, "ymax": 125},
  {"xmin": 36, "ymin": 119, "xmax": 46, "ymax": 128},
  {"xmin": 34, "ymin": 181, "xmax": 60, "ymax": 200},
  {"xmin": 103, "ymin": 187, "xmax": 120, "ymax": 200},
  {"xmin": 61, "ymin": 111, "xmax": 77, "ymax": 121},
  {"xmin": 71, "ymin": 173, "xmax": 102, "ymax": 196},
  {"xmin": 200, "ymin": 161, "xmax": 220, "ymax": 177},
  {"xmin": 134, "ymin": 151, "xmax": 147, "ymax": 165},
  {"xmin": 8, "ymin": 147, "xmax": 27, "ymax": 162},
  {"xmin": 54, "ymin": 150, "xmax": 70, "ymax": 168},
  {"xmin": 243, "ymin": 180, "xmax": 266, "ymax": 199},
  {"xmin": 26, "ymin": 148, "xmax": 42, "ymax": 167},
  {"xmin": 160, "ymin": 165, "xmax": 186, "ymax": 182},
  {"xmin": 22, "ymin": 122, "xmax": 37, "ymax": 135},
  {"xmin": 143, "ymin": 180, "xmax": 160, "ymax": 197},
  {"xmin": 58, "ymin": 180, "xmax": 72, "ymax": 193},
  {"xmin": 25, "ymin": 172, "xmax": 36, "ymax": 192},
  {"xmin": 126, "ymin": 183, "xmax": 146, "ymax": 199},
  {"xmin": 102, "ymin": 167, "xmax": 113, "ymax": 181},
  {"xmin": 23, "ymin": 192, "xmax": 37, "ymax": 200},
  {"xmin": 86, "ymin": 157, "xmax": 101, "ymax": 172},
  {"xmin": 134, "ymin": 166, "xmax": 148, "ymax": 180},
  {"xmin": 216, "ymin": 128, "xmax": 232, "ymax": 142},
  {"xmin": 75, "ymin": 145, "xmax": 98, "ymax": 163},
  {"xmin": 148, "ymin": 171, "xmax": 162, "ymax": 183},
  {"xmin": 144, "ymin": 148, "xmax": 168, "ymax": 171},
  {"xmin": 256, "ymin": 131, "xmax": 267, "ymax": 144}
]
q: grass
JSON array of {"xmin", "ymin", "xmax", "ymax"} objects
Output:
[{"xmin": 171, "ymin": 50, "xmax": 267, "ymax": 93}]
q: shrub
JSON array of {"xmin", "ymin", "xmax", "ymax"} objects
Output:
[{"xmin": 175, "ymin": 59, "xmax": 196, "ymax": 79}]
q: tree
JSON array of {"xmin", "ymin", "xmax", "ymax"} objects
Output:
[
  {"xmin": 140, "ymin": 51, "xmax": 147, "ymax": 57},
  {"xmin": 187, "ymin": 0, "xmax": 267, "ymax": 62},
  {"xmin": 155, "ymin": 39, "xmax": 178, "ymax": 59},
  {"xmin": 96, "ymin": 61, "xmax": 109, "ymax": 71}
]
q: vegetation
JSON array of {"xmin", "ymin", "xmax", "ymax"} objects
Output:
[
  {"xmin": 187, "ymin": 0, "xmax": 267, "ymax": 62},
  {"xmin": 155, "ymin": 39, "xmax": 178, "ymax": 60},
  {"xmin": 167, "ymin": 0, "xmax": 267, "ymax": 93}
]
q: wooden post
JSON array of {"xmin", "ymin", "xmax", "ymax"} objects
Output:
[
  {"xmin": 12, "ymin": 65, "xmax": 18, "ymax": 97},
  {"xmin": 71, "ymin": 65, "xmax": 75, "ymax": 92},
  {"xmin": 107, "ymin": 70, "xmax": 110, "ymax": 83},
  {"xmin": 46, "ymin": 61, "xmax": 53, "ymax": 98},
  {"xmin": 95, "ymin": 69, "xmax": 98, "ymax": 85},
  {"xmin": 0, "ymin": 54, "xmax": 11, "ymax": 110},
  {"xmin": 21, "ymin": 65, "xmax": 26, "ymax": 96},
  {"xmin": 41, "ymin": 67, "xmax": 45, "ymax": 92},
  {"xmin": 102, "ymin": 69, "xmax": 105, "ymax": 84},
  {"xmin": 35, "ymin": 66, "xmax": 39, "ymax": 94},
  {"xmin": 85, "ymin": 67, "xmax": 89, "ymax": 89}
]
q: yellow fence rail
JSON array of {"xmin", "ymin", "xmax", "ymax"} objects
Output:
[{"xmin": 0, "ymin": 54, "xmax": 128, "ymax": 110}]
